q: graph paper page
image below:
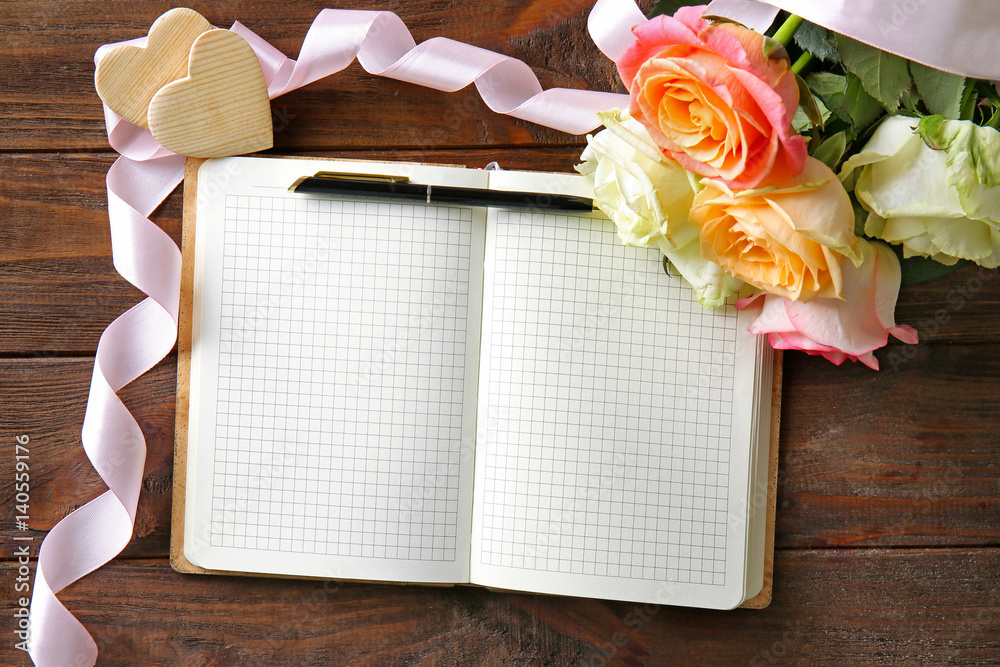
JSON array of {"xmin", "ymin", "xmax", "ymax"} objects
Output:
[
  {"xmin": 185, "ymin": 157, "xmax": 486, "ymax": 583},
  {"xmin": 470, "ymin": 170, "xmax": 764, "ymax": 609}
]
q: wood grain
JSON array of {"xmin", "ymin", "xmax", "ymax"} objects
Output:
[
  {"xmin": 148, "ymin": 29, "xmax": 273, "ymax": 157},
  {"xmin": 2, "ymin": 152, "xmax": 999, "ymax": 355},
  {"xmin": 0, "ymin": 358, "xmax": 177, "ymax": 560},
  {"xmin": 2, "ymin": 549, "xmax": 997, "ymax": 666},
  {"xmin": 94, "ymin": 7, "xmax": 212, "ymax": 128},
  {"xmin": 3, "ymin": 0, "xmax": 999, "ymax": 664},
  {"xmin": 0, "ymin": 0, "xmax": 632, "ymax": 152},
  {"xmin": 3, "ymin": 348, "xmax": 998, "ymax": 558},
  {"xmin": 777, "ymin": 347, "xmax": 1000, "ymax": 547}
]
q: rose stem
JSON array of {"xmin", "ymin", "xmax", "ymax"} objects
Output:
[
  {"xmin": 772, "ymin": 14, "xmax": 804, "ymax": 47},
  {"xmin": 792, "ymin": 52, "xmax": 813, "ymax": 75}
]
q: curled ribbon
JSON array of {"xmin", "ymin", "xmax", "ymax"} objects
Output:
[
  {"xmin": 231, "ymin": 9, "xmax": 631, "ymax": 134},
  {"xmin": 27, "ymin": 3, "xmax": 635, "ymax": 665},
  {"xmin": 26, "ymin": 154, "xmax": 185, "ymax": 667}
]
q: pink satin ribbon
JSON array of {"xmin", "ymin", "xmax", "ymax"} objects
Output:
[
  {"xmin": 26, "ymin": 154, "xmax": 185, "ymax": 667},
  {"xmin": 230, "ymin": 10, "xmax": 631, "ymax": 133},
  {"xmin": 705, "ymin": 0, "xmax": 1000, "ymax": 81},
  {"xmin": 26, "ymin": 5, "xmax": 632, "ymax": 666}
]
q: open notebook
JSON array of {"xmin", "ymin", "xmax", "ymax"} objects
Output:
[{"xmin": 173, "ymin": 156, "xmax": 778, "ymax": 610}]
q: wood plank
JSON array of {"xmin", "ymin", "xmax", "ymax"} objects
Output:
[
  {"xmin": 4, "ymin": 153, "xmax": 1000, "ymax": 354},
  {"xmin": 0, "ymin": 0, "xmax": 631, "ymax": 152},
  {"xmin": 3, "ymin": 345, "xmax": 998, "ymax": 558},
  {"xmin": 893, "ymin": 263, "xmax": 1000, "ymax": 349},
  {"xmin": 0, "ymin": 148, "xmax": 580, "ymax": 354},
  {"xmin": 6, "ymin": 1, "xmax": 993, "ymax": 664},
  {"xmin": 777, "ymin": 345, "xmax": 1000, "ymax": 548},
  {"xmin": 0, "ymin": 152, "xmax": 156, "ymax": 355},
  {"xmin": 0, "ymin": 359, "xmax": 176, "ymax": 559},
  {"xmin": 2, "ymin": 548, "xmax": 997, "ymax": 665}
]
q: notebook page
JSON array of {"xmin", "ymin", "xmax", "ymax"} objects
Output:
[
  {"xmin": 470, "ymin": 170, "xmax": 764, "ymax": 609},
  {"xmin": 185, "ymin": 157, "xmax": 486, "ymax": 583},
  {"xmin": 743, "ymin": 334, "xmax": 774, "ymax": 600}
]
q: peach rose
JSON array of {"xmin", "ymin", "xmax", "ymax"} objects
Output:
[
  {"xmin": 689, "ymin": 157, "xmax": 860, "ymax": 302},
  {"xmin": 617, "ymin": 6, "xmax": 806, "ymax": 189},
  {"xmin": 737, "ymin": 239, "xmax": 918, "ymax": 370}
]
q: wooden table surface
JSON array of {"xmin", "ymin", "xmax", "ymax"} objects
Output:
[{"xmin": 2, "ymin": 1, "xmax": 999, "ymax": 665}]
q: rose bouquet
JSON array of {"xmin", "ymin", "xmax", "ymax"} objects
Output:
[{"xmin": 578, "ymin": 3, "xmax": 1000, "ymax": 369}]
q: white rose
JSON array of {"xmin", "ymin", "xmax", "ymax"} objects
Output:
[
  {"xmin": 576, "ymin": 109, "xmax": 743, "ymax": 308},
  {"xmin": 841, "ymin": 115, "xmax": 1000, "ymax": 268}
]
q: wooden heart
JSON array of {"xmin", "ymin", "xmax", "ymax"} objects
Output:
[
  {"xmin": 147, "ymin": 29, "xmax": 273, "ymax": 158},
  {"xmin": 95, "ymin": 7, "xmax": 211, "ymax": 128}
]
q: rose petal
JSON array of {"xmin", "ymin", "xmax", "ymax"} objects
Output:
[
  {"xmin": 924, "ymin": 216, "xmax": 995, "ymax": 262},
  {"xmin": 619, "ymin": 14, "xmax": 705, "ymax": 88},
  {"xmin": 767, "ymin": 158, "xmax": 858, "ymax": 259},
  {"xmin": 616, "ymin": 7, "xmax": 803, "ymax": 189},
  {"xmin": 739, "ymin": 239, "xmax": 918, "ymax": 370},
  {"xmin": 845, "ymin": 115, "xmax": 1000, "ymax": 268}
]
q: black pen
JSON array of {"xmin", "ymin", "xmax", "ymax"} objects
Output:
[{"xmin": 288, "ymin": 172, "xmax": 595, "ymax": 211}]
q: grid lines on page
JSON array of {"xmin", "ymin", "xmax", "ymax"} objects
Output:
[
  {"xmin": 479, "ymin": 212, "xmax": 738, "ymax": 586},
  {"xmin": 209, "ymin": 194, "xmax": 471, "ymax": 562}
]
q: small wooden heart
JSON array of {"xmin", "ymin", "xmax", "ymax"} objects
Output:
[
  {"xmin": 95, "ymin": 7, "xmax": 212, "ymax": 128},
  {"xmin": 147, "ymin": 29, "xmax": 273, "ymax": 158}
]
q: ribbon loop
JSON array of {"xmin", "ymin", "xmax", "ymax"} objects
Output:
[{"xmin": 231, "ymin": 9, "xmax": 627, "ymax": 135}]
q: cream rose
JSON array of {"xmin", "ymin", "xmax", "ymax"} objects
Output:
[
  {"xmin": 689, "ymin": 157, "xmax": 860, "ymax": 302},
  {"xmin": 841, "ymin": 115, "xmax": 1000, "ymax": 268},
  {"xmin": 576, "ymin": 110, "xmax": 743, "ymax": 308}
]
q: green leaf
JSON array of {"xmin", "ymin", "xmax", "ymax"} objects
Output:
[
  {"xmin": 840, "ymin": 75, "xmax": 885, "ymax": 131},
  {"xmin": 793, "ymin": 73, "xmax": 827, "ymax": 130},
  {"xmin": 851, "ymin": 200, "xmax": 867, "ymax": 238},
  {"xmin": 647, "ymin": 0, "xmax": 691, "ymax": 19},
  {"xmin": 900, "ymin": 84, "xmax": 921, "ymax": 113},
  {"xmin": 806, "ymin": 72, "xmax": 847, "ymax": 97},
  {"xmin": 811, "ymin": 131, "xmax": 847, "ymax": 170},
  {"xmin": 793, "ymin": 21, "xmax": 839, "ymax": 62},
  {"xmin": 807, "ymin": 72, "xmax": 883, "ymax": 136},
  {"xmin": 806, "ymin": 72, "xmax": 848, "ymax": 123},
  {"xmin": 836, "ymin": 36, "xmax": 912, "ymax": 112},
  {"xmin": 960, "ymin": 83, "xmax": 979, "ymax": 121},
  {"xmin": 895, "ymin": 249, "xmax": 970, "ymax": 286},
  {"xmin": 792, "ymin": 93, "xmax": 830, "ymax": 132},
  {"xmin": 977, "ymin": 80, "xmax": 1000, "ymax": 106},
  {"xmin": 910, "ymin": 62, "xmax": 966, "ymax": 119},
  {"xmin": 987, "ymin": 106, "xmax": 1000, "ymax": 129},
  {"xmin": 976, "ymin": 81, "xmax": 1000, "ymax": 127}
]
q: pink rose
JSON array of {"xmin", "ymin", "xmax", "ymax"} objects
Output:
[
  {"xmin": 616, "ymin": 6, "xmax": 807, "ymax": 189},
  {"xmin": 737, "ymin": 239, "xmax": 919, "ymax": 370}
]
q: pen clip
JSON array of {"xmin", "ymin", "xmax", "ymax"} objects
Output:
[{"xmin": 289, "ymin": 171, "xmax": 410, "ymax": 191}]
